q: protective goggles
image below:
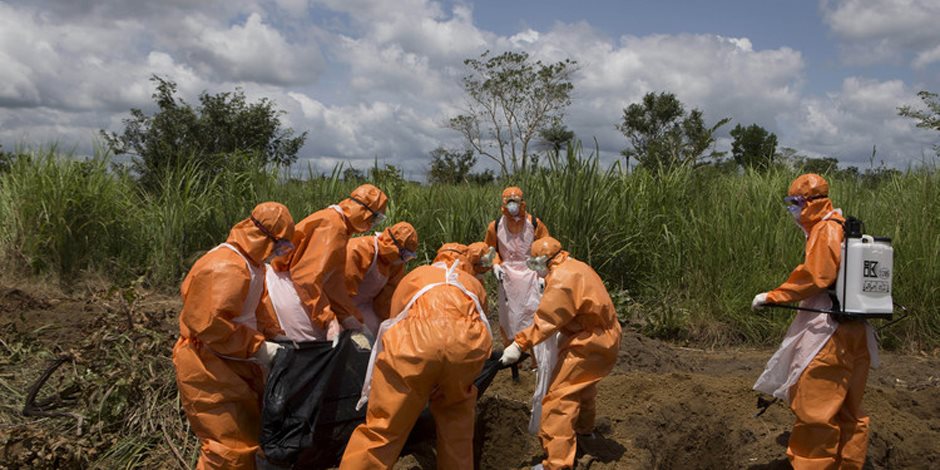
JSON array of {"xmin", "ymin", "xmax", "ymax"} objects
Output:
[
  {"xmin": 251, "ymin": 216, "xmax": 294, "ymax": 255},
  {"xmin": 526, "ymin": 250, "xmax": 560, "ymax": 273},
  {"xmin": 783, "ymin": 194, "xmax": 827, "ymax": 208},
  {"xmin": 388, "ymin": 232, "xmax": 416, "ymax": 262},
  {"xmin": 351, "ymin": 197, "xmax": 387, "ymax": 225}
]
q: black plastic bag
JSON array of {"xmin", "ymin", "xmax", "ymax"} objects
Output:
[
  {"xmin": 260, "ymin": 331, "xmax": 370, "ymax": 467},
  {"xmin": 260, "ymin": 334, "xmax": 512, "ymax": 469}
]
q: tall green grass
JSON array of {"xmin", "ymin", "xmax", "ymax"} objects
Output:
[{"xmin": 1, "ymin": 146, "xmax": 937, "ymax": 347}]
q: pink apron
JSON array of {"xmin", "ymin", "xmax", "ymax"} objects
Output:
[
  {"xmin": 496, "ymin": 215, "xmax": 542, "ymax": 337},
  {"xmin": 264, "ymin": 264, "xmax": 338, "ymax": 342},
  {"xmin": 754, "ymin": 210, "xmax": 880, "ymax": 401}
]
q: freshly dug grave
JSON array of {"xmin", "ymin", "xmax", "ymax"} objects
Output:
[{"xmin": 1, "ymin": 285, "xmax": 938, "ymax": 469}]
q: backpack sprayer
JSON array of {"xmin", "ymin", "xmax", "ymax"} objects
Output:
[{"xmin": 767, "ymin": 216, "xmax": 908, "ymax": 326}]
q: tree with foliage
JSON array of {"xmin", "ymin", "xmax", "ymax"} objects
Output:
[
  {"xmin": 448, "ymin": 50, "xmax": 576, "ymax": 176},
  {"xmin": 369, "ymin": 163, "xmax": 404, "ymax": 182},
  {"xmin": 730, "ymin": 123, "xmax": 778, "ymax": 170},
  {"xmin": 617, "ymin": 91, "xmax": 730, "ymax": 170},
  {"xmin": 101, "ymin": 75, "xmax": 307, "ymax": 190},
  {"xmin": 898, "ymin": 90, "xmax": 940, "ymax": 156},
  {"xmin": 798, "ymin": 156, "xmax": 840, "ymax": 175},
  {"xmin": 428, "ymin": 147, "xmax": 477, "ymax": 184},
  {"xmin": 539, "ymin": 123, "xmax": 576, "ymax": 159},
  {"xmin": 342, "ymin": 166, "xmax": 365, "ymax": 182}
]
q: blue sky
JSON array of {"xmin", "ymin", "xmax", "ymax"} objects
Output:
[{"xmin": 1, "ymin": 0, "xmax": 938, "ymax": 177}]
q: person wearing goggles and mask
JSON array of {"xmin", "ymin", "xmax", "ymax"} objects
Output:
[
  {"xmin": 173, "ymin": 202, "xmax": 295, "ymax": 470},
  {"xmin": 484, "ymin": 187, "xmax": 551, "ymax": 374},
  {"xmin": 341, "ymin": 243, "xmax": 492, "ymax": 469},
  {"xmin": 751, "ymin": 174, "xmax": 878, "ymax": 470},
  {"xmin": 286, "ymin": 184, "xmax": 389, "ymax": 340},
  {"xmin": 342, "ymin": 221, "xmax": 419, "ymax": 338},
  {"xmin": 499, "ymin": 237, "xmax": 621, "ymax": 470}
]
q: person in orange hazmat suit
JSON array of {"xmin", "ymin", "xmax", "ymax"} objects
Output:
[
  {"xmin": 343, "ymin": 221, "xmax": 419, "ymax": 337},
  {"xmin": 339, "ymin": 242, "xmax": 493, "ymax": 469},
  {"xmin": 173, "ymin": 202, "xmax": 295, "ymax": 470},
  {"xmin": 499, "ymin": 237, "xmax": 622, "ymax": 470},
  {"xmin": 288, "ymin": 184, "xmax": 388, "ymax": 340},
  {"xmin": 751, "ymin": 173, "xmax": 879, "ymax": 470},
  {"xmin": 484, "ymin": 186, "xmax": 550, "ymax": 346}
]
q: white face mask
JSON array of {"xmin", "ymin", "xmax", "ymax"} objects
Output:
[{"xmin": 506, "ymin": 201, "xmax": 520, "ymax": 216}]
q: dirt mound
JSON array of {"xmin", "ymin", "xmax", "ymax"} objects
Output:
[
  {"xmin": 0, "ymin": 287, "xmax": 50, "ymax": 313},
  {"xmin": 616, "ymin": 329, "xmax": 696, "ymax": 374},
  {"xmin": 472, "ymin": 332, "xmax": 940, "ymax": 469}
]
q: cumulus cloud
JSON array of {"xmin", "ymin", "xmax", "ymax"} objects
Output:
[
  {"xmin": 502, "ymin": 26, "xmax": 806, "ymax": 163},
  {"xmin": 822, "ymin": 0, "xmax": 940, "ymax": 67},
  {"xmin": 779, "ymin": 77, "xmax": 936, "ymax": 165},
  {"xmin": 1, "ymin": 0, "xmax": 935, "ymax": 176},
  {"xmin": 182, "ymin": 12, "xmax": 324, "ymax": 86}
]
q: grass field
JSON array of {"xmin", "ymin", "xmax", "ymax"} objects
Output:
[{"xmin": 1, "ymin": 145, "xmax": 937, "ymax": 348}]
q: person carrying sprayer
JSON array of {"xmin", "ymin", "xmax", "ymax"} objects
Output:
[
  {"xmin": 484, "ymin": 186, "xmax": 550, "ymax": 378},
  {"xmin": 340, "ymin": 243, "xmax": 493, "ymax": 469},
  {"xmin": 172, "ymin": 202, "xmax": 295, "ymax": 469},
  {"xmin": 288, "ymin": 184, "xmax": 389, "ymax": 342},
  {"xmin": 500, "ymin": 237, "xmax": 622, "ymax": 470},
  {"xmin": 751, "ymin": 173, "xmax": 879, "ymax": 469},
  {"xmin": 342, "ymin": 221, "xmax": 419, "ymax": 337}
]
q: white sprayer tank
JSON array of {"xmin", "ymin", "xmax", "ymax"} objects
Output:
[{"xmin": 835, "ymin": 234, "xmax": 893, "ymax": 318}]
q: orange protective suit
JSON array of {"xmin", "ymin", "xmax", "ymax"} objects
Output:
[
  {"xmin": 172, "ymin": 202, "xmax": 295, "ymax": 470},
  {"xmin": 340, "ymin": 244, "xmax": 493, "ymax": 469},
  {"xmin": 344, "ymin": 222, "xmax": 419, "ymax": 335},
  {"xmin": 465, "ymin": 241, "xmax": 495, "ymax": 278},
  {"xmin": 512, "ymin": 237, "xmax": 621, "ymax": 470},
  {"xmin": 763, "ymin": 174, "xmax": 874, "ymax": 470},
  {"xmin": 484, "ymin": 187, "xmax": 550, "ymax": 345},
  {"xmin": 288, "ymin": 184, "xmax": 388, "ymax": 329}
]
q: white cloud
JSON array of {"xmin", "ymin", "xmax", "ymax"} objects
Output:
[
  {"xmin": 822, "ymin": 0, "xmax": 940, "ymax": 66},
  {"xmin": 913, "ymin": 44, "xmax": 940, "ymax": 69},
  {"xmin": 182, "ymin": 12, "xmax": 324, "ymax": 86},
  {"xmin": 780, "ymin": 78, "xmax": 936, "ymax": 165},
  {"xmin": 1, "ymin": 0, "xmax": 935, "ymax": 177}
]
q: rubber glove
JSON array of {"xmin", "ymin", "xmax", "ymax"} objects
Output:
[
  {"xmin": 751, "ymin": 292, "xmax": 769, "ymax": 311},
  {"xmin": 351, "ymin": 331, "xmax": 373, "ymax": 350},
  {"xmin": 493, "ymin": 264, "xmax": 505, "ymax": 283},
  {"xmin": 253, "ymin": 341, "xmax": 282, "ymax": 369},
  {"xmin": 499, "ymin": 342, "xmax": 523, "ymax": 366}
]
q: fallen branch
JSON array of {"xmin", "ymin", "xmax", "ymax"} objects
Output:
[
  {"xmin": 22, "ymin": 355, "xmax": 86, "ymax": 435},
  {"xmin": 162, "ymin": 423, "xmax": 189, "ymax": 470}
]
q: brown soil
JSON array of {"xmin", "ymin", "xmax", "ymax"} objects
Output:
[{"xmin": 2, "ymin": 285, "xmax": 939, "ymax": 469}]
